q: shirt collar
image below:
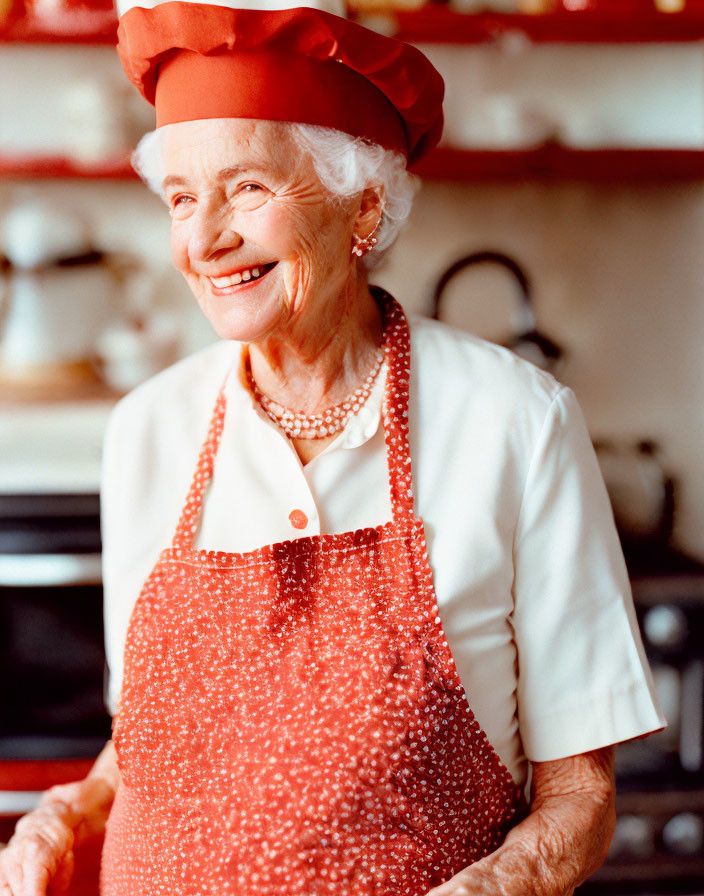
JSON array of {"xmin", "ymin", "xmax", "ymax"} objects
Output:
[{"xmin": 334, "ymin": 361, "xmax": 386, "ymax": 450}]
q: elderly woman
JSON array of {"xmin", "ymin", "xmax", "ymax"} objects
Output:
[{"xmin": 0, "ymin": 1, "xmax": 664, "ymax": 895}]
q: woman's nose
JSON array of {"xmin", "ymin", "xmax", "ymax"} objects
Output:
[{"xmin": 188, "ymin": 203, "xmax": 243, "ymax": 261}]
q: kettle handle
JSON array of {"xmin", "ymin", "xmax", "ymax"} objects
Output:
[{"xmin": 432, "ymin": 249, "xmax": 564, "ymax": 368}]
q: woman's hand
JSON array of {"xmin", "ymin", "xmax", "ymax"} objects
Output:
[
  {"xmin": 0, "ymin": 741, "xmax": 119, "ymax": 896},
  {"xmin": 426, "ymin": 746, "xmax": 616, "ymax": 896},
  {"xmin": 0, "ymin": 798, "xmax": 77, "ymax": 896}
]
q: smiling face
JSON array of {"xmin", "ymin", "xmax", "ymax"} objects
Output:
[{"xmin": 161, "ymin": 118, "xmax": 361, "ymax": 344}]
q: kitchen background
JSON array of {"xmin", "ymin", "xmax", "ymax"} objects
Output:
[{"xmin": 1, "ymin": 0, "xmax": 703, "ymax": 893}]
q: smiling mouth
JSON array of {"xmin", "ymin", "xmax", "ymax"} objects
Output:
[{"xmin": 208, "ymin": 261, "xmax": 278, "ymax": 289}]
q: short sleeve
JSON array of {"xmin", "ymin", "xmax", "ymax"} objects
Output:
[
  {"xmin": 100, "ymin": 393, "xmax": 167, "ymax": 719},
  {"xmin": 101, "ymin": 401, "xmax": 130, "ymax": 717},
  {"xmin": 512, "ymin": 386, "xmax": 666, "ymax": 761}
]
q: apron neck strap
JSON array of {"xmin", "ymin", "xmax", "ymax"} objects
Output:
[
  {"xmin": 171, "ymin": 383, "xmax": 229, "ymax": 552},
  {"xmin": 374, "ymin": 288, "xmax": 416, "ymax": 525},
  {"xmin": 171, "ymin": 290, "xmax": 415, "ymax": 551}
]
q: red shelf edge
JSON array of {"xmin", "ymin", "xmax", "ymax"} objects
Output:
[
  {"xmin": 410, "ymin": 146, "xmax": 704, "ymax": 181},
  {"xmin": 1, "ymin": 149, "xmax": 703, "ymax": 184},
  {"xmin": 0, "ymin": 759, "xmax": 96, "ymax": 792},
  {"xmin": 388, "ymin": 8, "xmax": 704, "ymax": 44},
  {"xmin": 2, "ymin": 8, "xmax": 704, "ymax": 45},
  {"xmin": 0, "ymin": 154, "xmax": 137, "ymax": 179}
]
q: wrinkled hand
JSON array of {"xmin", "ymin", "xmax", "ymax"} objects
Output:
[
  {"xmin": 0, "ymin": 742, "xmax": 117, "ymax": 896},
  {"xmin": 0, "ymin": 795, "xmax": 77, "ymax": 896},
  {"xmin": 426, "ymin": 860, "xmax": 558, "ymax": 896},
  {"xmin": 425, "ymin": 747, "xmax": 615, "ymax": 896},
  {"xmin": 424, "ymin": 854, "xmax": 577, "ymax": 896}
]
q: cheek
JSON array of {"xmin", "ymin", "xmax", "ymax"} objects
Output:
[
  {"xmin": 259, "ymin": 194, "xmax": 333, "ymax": 255},
  {"xmin": 249, "ymin": 207, "xmax": 322, "ymax": 300},
  {"xmin": 283, "ymin": 209, "xmax": 346, "ymax": 276},
  {"xmin": 249, "ymin": 204, "xmax": 307, "ymax": 258}
]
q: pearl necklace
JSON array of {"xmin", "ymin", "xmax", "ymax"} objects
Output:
[{"xmin": 245, "ymin": 345, "xmax": 386, "ymax": 440}]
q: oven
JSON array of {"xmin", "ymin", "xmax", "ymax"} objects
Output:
[
  {"xmin": 0, "ymin": 492, "xmax": 111, "ymax": 823},
  {"xmin": 580, "ymin": 567, "xmax": 704, "ymax": 895}
]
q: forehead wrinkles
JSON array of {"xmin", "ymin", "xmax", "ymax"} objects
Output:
[
  {"xmin": 159, "ymin": 120, "xmax": 246, "ymax": 163},
  {"xmin": 262, "ymin": 123, "xmax": 316, "ymax": 186},
  {"xmin": 162, "ymin": 119, "xmax": 317, "ymax": 190}
]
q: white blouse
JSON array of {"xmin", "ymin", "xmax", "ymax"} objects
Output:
[{"xmin": 101, "ymin": 310, "xmax": 665, "ymax": 787}]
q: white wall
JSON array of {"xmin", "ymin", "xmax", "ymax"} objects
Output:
[
  {"xmin": 1, "ymin": 39, "xmax": 703, "ymax": 558},
  {"xmin": 423, "ymin": 42, "xmax": 704, "ymax": 148},
  {"xmin": 375, "ymin": 179, "xmax": 704, "ymax": 561}
]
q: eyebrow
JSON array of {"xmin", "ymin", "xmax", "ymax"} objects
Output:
[{"xmin": 161, "ymin": 164, "xmax": 270, "ymax": 192}]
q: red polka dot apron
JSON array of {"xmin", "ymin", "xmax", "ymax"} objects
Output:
[{"xmin": 101, "ymin": 291, "xmax": 522, "ymax": 896}]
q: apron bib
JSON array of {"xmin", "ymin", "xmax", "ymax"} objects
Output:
[{"xmin": 101, "ymin": 291, "xmax": 521, "ymax": 896}]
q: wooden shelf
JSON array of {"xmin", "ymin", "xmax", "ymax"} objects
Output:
[
  {"xmin": 2, "ymin": 7, "xmax": 704, "ymax": 45},
  {"xmin": 1, "ymin": 148, "xmax": 702, "ymax": 183},
  {"xmin": 410, "ymin": 146, "xmax": 704, "ymax": 181},
  {"xmin": 2, "ymin": 148, "xmax": 703, "ymax": 183},
  {"xmin": 386, "ymin": 7, "xmax": 704, "ymax": 44},
  {"xmin": 0, "ymin": 154, "xmax": 136, "ymax": 179}
]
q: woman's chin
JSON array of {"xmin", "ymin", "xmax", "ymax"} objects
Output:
[{"xmin": 198, "ymin": 294, "xmax": 285, "ymax": 343}]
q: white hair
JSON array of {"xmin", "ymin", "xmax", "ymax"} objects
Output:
[{"xmin": 130, "ymin": 121, "xmax": 419, "ymax": 268}]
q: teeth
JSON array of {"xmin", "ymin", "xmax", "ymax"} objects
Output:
[
  {"xmin": 210, "ymin": 264, "xmax": 270, "ymax": 288},
  {"xmin": 210, "ymin": 272, "xmax": 240, "ymax": 287}
]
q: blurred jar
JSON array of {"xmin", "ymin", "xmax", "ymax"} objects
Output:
[
  {"xmin": 24, "ymin": 0, "xmax": 114, "ymax": 31},
  {"xmin": 26, "ymin": 0, "xmax": 112, "ymax": 18},
  {"xmin": 95, "ymin": 311, "xmax": 181, "ymax": 393},
  {"xmin": 443, "ymin": 91, "xmax": 555, "ymax": 149},
  {"xmin": 0, "ymin": 0, "xmax": 25, "ymax": 27},
  {"xmin": 346, "ymin": 0, "xmax": 425, "ymax": 11},
  {"xmin": 557, "ymin": 0, "xmax": 655, "ymax": 10},
  {"xmin": 0, "ymin": 199, "xmax": 144, "ymax": 394},
  {"xmin": 452, "ymin": 0, "xmax": 521, "ymax": 12},
  {"xmin": 516, "ymin": 0, "xmax": 557, "ymax": 11},
  {"xmin": 59, "ymin": 77, "xmax": 134, "ymax": 165}
]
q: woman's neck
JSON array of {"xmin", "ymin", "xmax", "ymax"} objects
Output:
[
  {"xmin": 247, "ymin": 279, "xmax": 385, "ymax": 466},
  {"xmin": 248, "ymin": 281, "xmax": 384, "ymax": 417}
]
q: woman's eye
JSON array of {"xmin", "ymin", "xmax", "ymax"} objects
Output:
[
  {"xmin": 168, "ymin": 195, "xmax": 196, "ymax": 217},
  {"xmin": 232, "ymin": 183, "xmax": 270, "ymax": 211}
]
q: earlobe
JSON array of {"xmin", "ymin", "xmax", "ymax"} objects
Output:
[{"xmin": 357, "ymin": 186, "xmax": 384, "ymax": 232}]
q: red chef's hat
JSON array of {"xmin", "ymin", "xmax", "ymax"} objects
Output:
[{"xmin": 116, "ymin": 0, "xmax": 444, "ymax": 164}]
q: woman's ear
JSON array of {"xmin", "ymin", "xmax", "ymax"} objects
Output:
[{"xmin": 353, "ymin": 186, "xmax": 385, "ymax": 241}]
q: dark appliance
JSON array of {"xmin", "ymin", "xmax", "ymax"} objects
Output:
[
  {"xmin": 0, "ymin": 492, "xmax": 111, "ymax": 766},
  {"xmin": 579, "ymin": 559, "xmax": 704, "ymax": 896},
  {"xmin": 2, "ymin": 494, "xmax": 703, "ymax": 895}
]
